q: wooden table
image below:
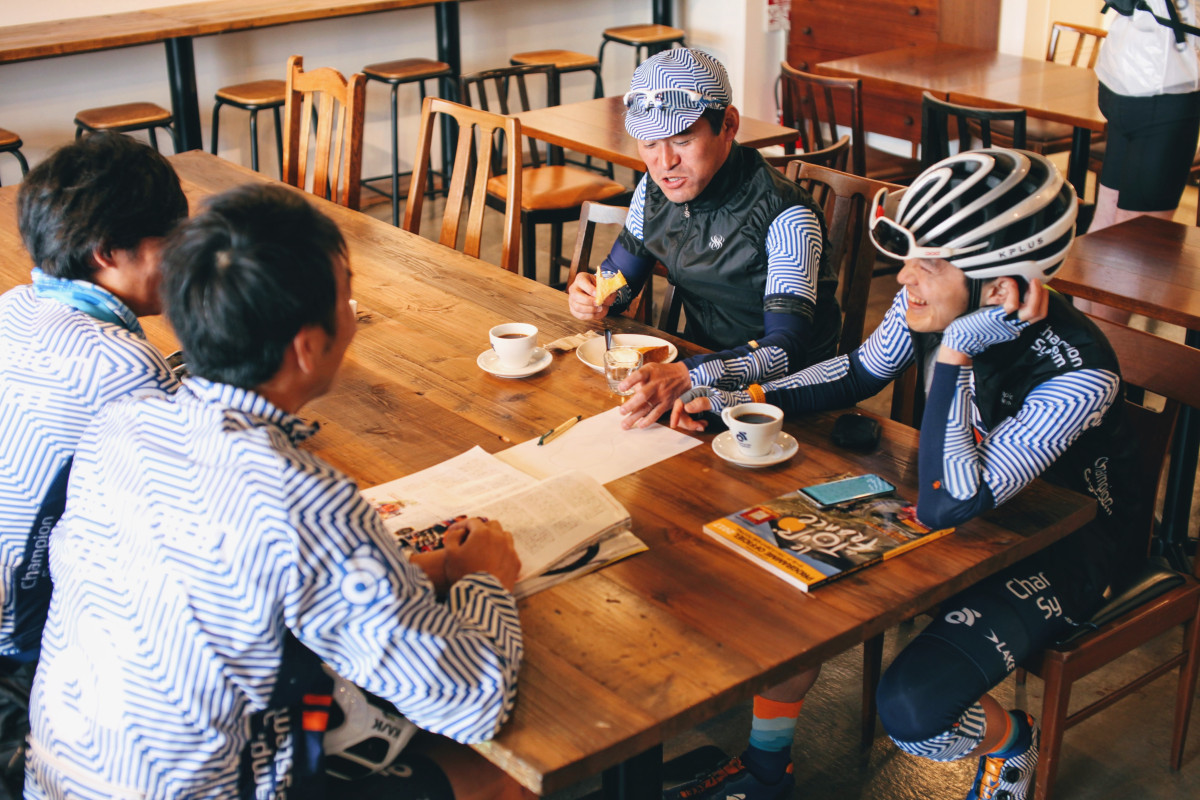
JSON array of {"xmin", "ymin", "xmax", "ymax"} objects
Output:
[
  {"xmin": 0, "ymin": 151, "xmax": 1096, "ymax": 798},
  {"xmin": 1053, "ymin": 215, "xmax": 1200, "ymax": 560},
  {"xmin": 0, "ymin": 0, "xmax": 462, "ymax": 151},
  {"xmin": 817, "ymin": 43, "xmax": 1104, "ymax": 198},
  {"xmin": 515, "ymin": 96, "xmax": 801, "ymax": 172}
]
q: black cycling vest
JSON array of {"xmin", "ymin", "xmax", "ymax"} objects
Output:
[
  {"xmin": 619, "ymin": 143, "xmax": 841, "ymax": 361},
  {"xmin": 911, "ymin": 293, "xmax": 1144, "ymax": 618}
]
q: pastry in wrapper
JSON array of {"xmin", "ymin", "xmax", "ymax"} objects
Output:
[{"xmin": 594, "ymin": 270, "xmax": 627, "ymax": 306}]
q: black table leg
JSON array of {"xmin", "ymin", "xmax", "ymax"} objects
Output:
[
  {"xmin": 1068, "ymin": 125, "xmax": 1091, "ymax": 233},
  {"xmin": 1157, "ymin": 327, "xmax": 1200, "ymax": 572},
  {"xmin": 653, "ymin": 0, "xmax": 673, "ymax": 26},
  {"xmin": 436, "ymin": 2, "xmax": 461, "ymax": 186},
  {"xmin": 602, "ymin": 745, "xmax": 662, "ymax": 800},
  {"xmin": 165, "ymin": 37, "xmax": 202, "ymax": 152}
]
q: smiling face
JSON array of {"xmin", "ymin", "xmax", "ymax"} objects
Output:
[
  {"xmin": 635, "ymin": 110, "xmax": 738, "ymax": 204},
  {"xmin": 897, "ymin": 258, "xmax": 972, "ymax": 333}
]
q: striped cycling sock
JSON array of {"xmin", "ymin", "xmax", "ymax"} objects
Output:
[{"xmin": 741, "ymin": 696, "xmax": 804, "ymax": 782}]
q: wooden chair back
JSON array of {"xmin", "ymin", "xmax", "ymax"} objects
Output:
[
  {"xmin": 780, "ymin": 62, "xmax": 869, "ymax": 177},
  {"xmin": 403, "ymin": 97, "xmax": 522, "ymax": 273},
  {"xmin": 282, "ymin": 55, "xmax": 366, "ymax": 209},
  {"xmin": 459, "ymin": 64, "xmax": 553, "ymax": 172},
  {"xmin": 765, "ymin": 135, "xmax": 851, "ymax": 174},
  {"xmin": 566, "ymin": 202, "xmax": 661, "ymax": 324},
  {"xmin": 920, "ymin": 91, "xmax": 1027, "ymax": 167},
  {"xmin": 788, "ymin": 163, "xmax": 904, "ymax": 356},
  {"xmin": 1047, "ymin": 20, "xmax": 1107, "ymax": 68}
]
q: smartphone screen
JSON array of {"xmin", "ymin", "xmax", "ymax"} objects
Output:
[{"xmin": 798, "ymin": 474, "xmax": 896, "ymax": 508}]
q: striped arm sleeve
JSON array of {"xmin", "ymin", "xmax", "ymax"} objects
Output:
[{"xmin": 917, "ymin": 365, "xmax": 1119, "ymax": 528}]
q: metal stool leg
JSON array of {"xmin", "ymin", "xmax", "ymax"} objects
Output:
[
  {"xmin": 149, "ymin": 126, "xmax": 160, "ymax": 152},
  {"xmin": 272, "ymin": 106, "xmax": 284, "ymax": 178},
  {"xmin": 211, "ymin": 98, "xmax": 223, "ymax": 155},
  {"xmin": 248, "ymin": 109, "xmax": 262, "ymax": 172},
  {"xmin": 389, "ymin": 82, "xmax": 401, "ymax": 227},
  {"xmin": 12, "ymin": 149, "xmax": 28, "ymax": 176}
]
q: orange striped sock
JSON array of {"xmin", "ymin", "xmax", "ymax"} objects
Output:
[{"xmin": 743, "ymin": 696, "xmax": 804, "ymax": 781}]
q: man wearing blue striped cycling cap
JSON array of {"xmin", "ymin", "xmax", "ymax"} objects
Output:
[
  {"xmin": 568, "ymin": 48, "xmax": 841, "ymax": 447},
  {"xmin": 623, "ymin": 48, "xmax": 733, "ymax": 141}
]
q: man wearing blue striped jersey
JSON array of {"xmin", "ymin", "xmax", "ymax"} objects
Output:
[
  {"xmin": 567, "ymin": 49, "xmax": 840, "ymax": 430},
  {"xmin": 667, "ymin": 150, "xmax": 1141, "ymax": 800},
  {"xmin": 26, "ymin": 185, "xmax": 529, "ymax": 800},
  {"xmin": 0, "ymin": 132, "xmax": 187, "ymax": 798}
]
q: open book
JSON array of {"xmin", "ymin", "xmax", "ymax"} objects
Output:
[
  {"xmin": 362, "ymin": 447, "xmax": 644, "ymax": 598},
  {"xmin": 703, "ymin": 482, "xmax": 953, "ymax": 592}
]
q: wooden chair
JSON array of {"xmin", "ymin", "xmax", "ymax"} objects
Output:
[
  {"xmin": 765, "ymin": 135, "xmax": 851, "ymax": 174},
  {"xmin": 972, "ymin": 21, "xmax": 1107, "ymax": 157},
  {"xmin": 921, "ymin": 92, "xmax": 1027, "ymax": 167},
  {"xmin": 787, "ymin": 163, "xmax": 904, "ymax": 355},
  {"xmin": 211, "ymin": 79, "xmax": 286, "ymax": 176},
  {"xmin": 0, "ymin": 128, "xmax": 29, "ymax": 186},
  {"xmin": 780, "ymin": 62, "xmax": 922, "ymax": 183},
  {"xmin": 598, "ymin": 23, "xmax": 686, "ymax": 70},
  {"xmin": 459, "ymin": 64, "xmax": 626, "ymax": 284},
  {"xmin": 565, "ymin": 202, "xmax": 664, "ymax": 326},
  {"xmin": 1017, "ymin": 315, "xmax": 1200, "ymax": 800},
  {"xmin": 403, "ymin": 97, "xmax": 522, "ymax": 273},
  {"xmin": 74, "ymin": 102, "xmax": 175, "ymax": 152},
  {"xmin": 282, "ymin": 55, "xmax": 366, "ymax": 209}
]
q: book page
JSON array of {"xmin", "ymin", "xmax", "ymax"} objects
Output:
[
  {"xmin": 361, "ymin": 446, "xmax": 537, "ymax": 534},
  {"xmin": 473, "ymin": 471, "xmax": 630, "ymax": 579},
  {"xmin": 496, "ymin": 406, "xmax": 702, "ymax": 485}
]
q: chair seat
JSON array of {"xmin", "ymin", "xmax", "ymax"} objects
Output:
[
  {"xmin": 511, "ymin": 49, "xmax": 599, "ymax": 71},
  {"xmin": 864, "ymin": 146, "xmax": 922, "ymax": 183},
  {"xmin": 75, "ymin": 102, "xmax": 173, "ymax": 130},
  {"xmin": 603, "ymin": 23, "xmax": 686, "ymax": 45},
  {"xmin": 0, "ymin": 128, "xmax": 22, "ymax": 149},
  {"xmin": 216, "ymin": 79, "xmax": 286, "ymax": 107},
  {"xmin": 363, "ymin": 58, "xmax": 452, "ymax": 83},
  {"xmin": 487, "ymin": 166, "xmax": 625, "ymax": 211}
]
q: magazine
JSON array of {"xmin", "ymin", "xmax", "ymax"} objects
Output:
[
  {"xmin": 362, "ymin": 447, "xmax": 645, "ymax": 598},
  {"xmin": 702, "ymin": 482, "xmax": 953, "ymax": 592}
]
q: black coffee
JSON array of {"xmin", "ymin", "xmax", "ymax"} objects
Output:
[
  {"xmin": 496, "ymin": 333, "xmax": 528, "ymax": 339},
  {"xmin": 733, "ymin": 413, "xmax": 776, "ymax": 424}
]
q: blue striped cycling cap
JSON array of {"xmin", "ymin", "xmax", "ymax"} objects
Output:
[{"xmin": 624, "ymin": 49, "xmax": 732, "ymax": 140}]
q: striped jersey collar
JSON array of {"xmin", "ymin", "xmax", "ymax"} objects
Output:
[
  {"xmin": 30, "ymin": 267, "xmax": 143, "ymax": 335},
  {"xmin": 183, "ymin": 376, "xmax": 319, "ymax": 444}
]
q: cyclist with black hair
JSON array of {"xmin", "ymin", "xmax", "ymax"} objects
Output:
[{"xmin": 667, "ymin": 149, "xmax": 1142, "ymax": 800}]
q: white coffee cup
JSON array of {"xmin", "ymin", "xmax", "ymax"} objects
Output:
[
  {"xmin": 721, "ymin": 402, "xmax": 784, "ymax": 458},
  {"xmin": 489, "ymin": 323, "xmax": 538, "ymax": 369}
]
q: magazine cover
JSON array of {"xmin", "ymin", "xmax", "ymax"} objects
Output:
[{"xmin": 702, "ymin": 488, "xmax": 952, "ymax": 592}]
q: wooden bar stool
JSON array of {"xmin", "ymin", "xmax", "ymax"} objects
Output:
[
  {"xmin": 211, "ymin": 79, "xmax": 286, "ymax": 176},
  {"xmin": 74, "ymin": 102, "xmax": 175, "ymax": 152},
  {"xmin": 0, "ymin": 128, "xmax": 29, "ymax": 186},
  {"xmin": 362, "ymin": 57, "xmax": 454, "ymax": 227},
  {"xmin": 598, "ymin": 23, "xmax": 686, "ymax": 70}
]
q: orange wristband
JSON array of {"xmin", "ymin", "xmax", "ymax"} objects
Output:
[{"xmin": 748, "ymin": 383, "xmax": 766, "ymax": 404}]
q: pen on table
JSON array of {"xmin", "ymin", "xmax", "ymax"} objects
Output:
[{"xmin": 537, "ymin": 414, "xmax": 582, "ymax": 446}]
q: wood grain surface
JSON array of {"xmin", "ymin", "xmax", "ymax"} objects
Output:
[{"xmin": 0, "ymin": 151, "xmax": 1097, "ymax": 794}]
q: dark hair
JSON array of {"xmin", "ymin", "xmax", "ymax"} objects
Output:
[
  {"xmin": 160, "ymin": 184, "xmax": 347, "ymax": 388},
  {"xmin": 701, "ymin": 107, "xmax": 728, "ymax": 136},
  {"xmin": 17, "ymin": 131, "xmax": 188, "ymax": 280}
]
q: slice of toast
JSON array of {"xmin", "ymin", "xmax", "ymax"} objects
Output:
[{"xmin": 594, "ymin": 270, "xmax": 627, "ymax": 306}]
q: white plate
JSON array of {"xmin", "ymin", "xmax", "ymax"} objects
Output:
[
  {"xmin": 712, "ymin": 430, "xmax": 799, "ymax": 468},
  {"xmin": 576, "ymin": 334, "xmax": 678, "ymax": 372},
  {"xmin": 477, "ymin": 347, "xmax": 552, "ymax": 378}
]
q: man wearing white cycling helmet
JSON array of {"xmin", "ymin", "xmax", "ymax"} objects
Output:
[{"xmin": 667, "ymin": 149, "xmax": 1142, "ymax": 800}]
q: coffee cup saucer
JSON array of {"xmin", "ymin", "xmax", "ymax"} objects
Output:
[
  {"xmin": 712, "ymin": 430, "xmax": 798, "ymax": 468},
  {"xmin": 477, "ymin": 347, "xmax": 551, "ymax": 378}
]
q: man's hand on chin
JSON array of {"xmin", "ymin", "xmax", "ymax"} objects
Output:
[{"xmin": 616, "ymin": 361, "xmax": 691, "ymax": 429}]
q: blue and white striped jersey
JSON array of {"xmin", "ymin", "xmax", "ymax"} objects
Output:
[
  {"xmin": 0, "ymin": 283, "xmax": 178, "ymax": 658},
  {"xmin": 26, "ymin": 378, "xmax": 522, "ymax": 800}
]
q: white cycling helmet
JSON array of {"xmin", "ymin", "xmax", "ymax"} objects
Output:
[
  {"xmin": 322, "ymin": 668, "xmax": 417, "ymax": 781},
  {"xmin": 869, "ymin": 148, "xmax": 1077, "ymax": 283}
]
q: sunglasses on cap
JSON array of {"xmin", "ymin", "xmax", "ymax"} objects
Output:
[
  {"xmin": 868, "ymin": 188, "xmax": 987, "ymax": 261},
  {"xmin": 623, "ymin": 88, "xmax": 728, "ymax": 115}
]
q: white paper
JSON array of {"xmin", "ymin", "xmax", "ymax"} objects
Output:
[{"xmin": 496, "ymin": 406, "xmax": 703, "ymax": 485}]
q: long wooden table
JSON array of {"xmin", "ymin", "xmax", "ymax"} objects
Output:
[
  {"xmin": 817, "ymin": 43, "xmax": 1104, "ymax": 198},
  {"xmin": 1053, "ymin": 216, "xmax": 1200, "ymax": 562},
  {"xmin": 515, "ymin": 95, "xmax": 801, "ymax": 172},
  {"xmin": 0, "ymin": 151, "xmax": 1096, "ymax": 798}
]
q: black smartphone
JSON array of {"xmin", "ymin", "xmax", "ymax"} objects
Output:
[{"xmin": 798, "ymin": 474, "xmax": 896, "ymax": 508}]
